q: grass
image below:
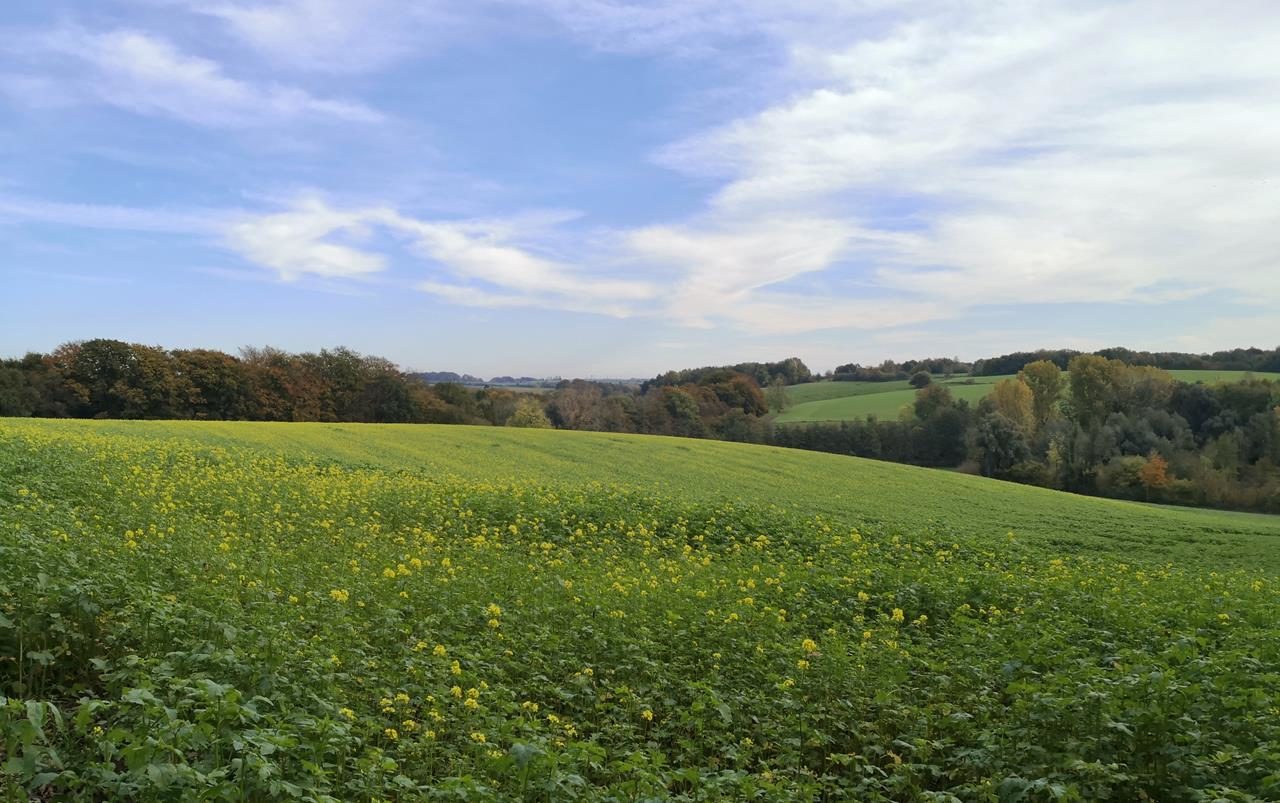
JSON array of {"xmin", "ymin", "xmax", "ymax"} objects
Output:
[
  {"xmin": 779, "ymin": 370, "xmax": 1280, "ymax": 425},
  {"xmin": 782, "ymin": 380, "xmax": 915, "ymax": 405},
  {"xmin": 2, "ymin": 418, "xmax": 1279, "ymax": 801},
  {"xmin": 1163, "ymin": 370, "xmax": 1280, "ymax": 383},
  {"xmin": 776, "ymin": 381, "xmax": 1000, "ymax": 423}
]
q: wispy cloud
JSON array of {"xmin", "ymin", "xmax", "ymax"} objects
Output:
[
  {"xmin": 190, "ymin": 0, "xmax": 460, "ymax": 74},
  {"xmin": 223, "ymin": 198, "xmax": 657, "ymax": 315},
  {"xmin": 224, "ymin": 201, "xmax": 387, "ymax": 280},
  {"xmin": 7, "ymin": 0, "xmax": 1280, "ymax": 353},
  {"xmin": 16, "ymin": 27, "xmax": 382, "ymax": 127},
  {"xmin": 0, "ymin": 196, "xmax": 227, "ymax": 234},
  {"xmin": 653, "ymin": 0, "xmax": 1280, "ymax": 310}
]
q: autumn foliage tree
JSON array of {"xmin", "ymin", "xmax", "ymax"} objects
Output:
[
  {"xmin": 1019, "ymin": 360, "xmax": 1065, "ymax": 430},
  {"xmin": 1139, "ymin": 451, "xmax": 1171, "ymax": 494}
]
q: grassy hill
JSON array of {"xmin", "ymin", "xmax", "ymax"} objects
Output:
[
  {"xmin": 2, "ymin": 419, "xmax": 1278, "ymax": 800},
  {"xmin": 778, "ymin": 369, "xmax": 1280, "ymax": 425}
]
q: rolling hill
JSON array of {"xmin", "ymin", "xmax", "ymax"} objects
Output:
[
  {"xmin": 776, "ymin": 370, "xmax": 1280, "ymax": 425},
  {"xmin": 2, "ymin": 419, "xmax": 1277, "ymax": 800}
]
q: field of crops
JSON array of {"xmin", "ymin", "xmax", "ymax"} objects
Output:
[
  {"xmin": 777, "ymin": 370, "xmax": 1280, "ymax": 425},
  {"xmin": 3, "ymin": 419, "xmax": 1279, "ymax": 801}
]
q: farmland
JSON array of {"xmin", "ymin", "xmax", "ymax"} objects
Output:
[
  {"xmin": 777, "ymin": 370, "xmax": 1280, "ymax": 425},
  {"xmin": 3, "ymin": 419, "xmax": 1279, "ymax": 801}
]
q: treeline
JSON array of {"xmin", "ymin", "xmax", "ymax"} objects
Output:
[
  {"xmin": 831, "ymin": 357, "xmax": 972, "ymax": 382},
  {"xmin": 0, "ymin": 339, "xmax": 771, "ymax": 440},
  {"xmin": 776, "ymin": 357, "xmax": 1280, "ymax": 513},
  {"xmin": 643, "ymin": 357, "xmax": 812, "ymax": 391},
  {"xmin": 0, "ymin": 340, "xmax": 464, "ymax": 423},
  {"xmin": 973, "ymin": 346, "xmax": 1280, "ymax": 376}
]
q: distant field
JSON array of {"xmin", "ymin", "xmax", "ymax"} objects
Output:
[
  {"xmin": 784, "ymin": 374, "xmax": 1005, "ymax": 406},
  {"xmin": 779, "ymin": 369, "xmax": 1279, "ymax": 425},
  {"xmin": 782, "ymin": 379, "xmax": 914, "ymax": 404},
  {"xmin": 778, "ymin": 378, "xmax": 1008, "ymax": 423},
  {"xmin": 3, "ymin": 420, "xmax": 1279, "ymax": 800},
  {"xmin": 1165, "ymin": 369, "xmax": 1280, "ymax": 383}
]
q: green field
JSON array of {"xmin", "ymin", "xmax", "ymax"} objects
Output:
[
  {"xmin": 1162, "ymin": 370, "xmax": 1280, "ymax": 383},
  {"xmin": 777, "ymin": 379, "xmax": 1007, "ymax": 424},
  {"xmin": 2, "ymin": 419, "xmax": 1279, "ymax": 800},
  {"xmin": 778, "ymin": 370, "xmax": 1280, "ymax": 425}
]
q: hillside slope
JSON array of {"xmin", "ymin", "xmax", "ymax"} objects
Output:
[
  {"xmin": 2, "ymin": 419, "xmax": 1278, "ymax": 801},
  {"xmin": 7, "ymin": 419, "xmax": 1280, "ymax": 567},
  {"xmin": 778, "ymin": 370, "xmax": 1280, "ymax": 425}
]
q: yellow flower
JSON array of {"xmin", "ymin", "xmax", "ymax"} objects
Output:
[
  {"xmin": 329, "ymin": 589, "xmax": 349, "ymax": 603},
  {"xmin": 450, "ymin": 660, "xmax": 462, "ymax": 676},
  {"xmin": 433, "ymin": 644, "xmax": 448, "ymax": 657},
  {"xmin": 486, "ymin": 602, "xmax": 502, "ymax": 617},
  {"xmin": 796, "ymin": 659, "xmax": 810, "ymax": 670},
  {"xmin": 394, "ymin": 692, "xmax": 410, "ymax": 704},
  {"xmin": 339, "ymin": 707, "xmax": 356, "ymax": 720},
  {"xmin": 857, "ymin": 591, "xmax": 870, "ymax": 602},
  {"xmin": 801, "ymin": 638, "xmax": 818, "ymax": 653},
  {"xmin": 384, "ymin": 728, "xmax": 399, "ymax": 741},
  {"xmin": 891, "ymin": 608, "xmax": 905, "ymax": 623},
  {"xmin": 402, "ymin": 719, "xmax": 418, "ymax": 731},
  {"xmin": 862, "ymin": 629, "xmax": 873, "ymax": 641},
  {"xmin": 464, "ymin": 698, "xmax": 479, "ymax": 710},
  {"xmin": 521, "ymin": 700, "xmax": 540, "ymax": 712},
  {"xmin": 641, "ymin": 709, "xmax": 654, "ymax": 721},
  {"xmin": 469, "ymin": 731, "xmax": 487, "ymax": 743},
  {"xmin": 450, "ymin": 685, "xmax": 462, "ymax": 698}
]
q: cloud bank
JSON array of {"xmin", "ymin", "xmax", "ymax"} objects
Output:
[{"xmin": 5, "ymin": 0, "xmax": 1279, "ymax": 345}]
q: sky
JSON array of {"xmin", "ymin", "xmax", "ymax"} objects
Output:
[{"xmin": 2, "ymin": 0, "xmax": 1278, "ymax": 378}]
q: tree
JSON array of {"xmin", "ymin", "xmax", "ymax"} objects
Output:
[
  {"xmin": 0, "ymin": 362, "xmax": 38, "ymax": 416},
  {"xmin": 989, "ymin": 378, "xmax": 1034, "ymax": 432},
  {"xmin": 767, "ymin": 376, "xmax": 789, "ymax": 412},
  {"xmin": 971, "ymin": 412, "xmax": 1032, "ymax": 478},
  {"xmin": 909, "ymin": 371, "xmax": 932, "ymax": 389},
  {"xmin": 913, "ymin": 383, "xmax": 953, "ymax": 420},
  {"xmin": 172, "ymin": 349, "xmax": 252, "ymax": 420},
  {"xmin": 508, "ymin": 397, "xmax": 551, "ymax": 428},
  {"xmin": 1019, "ymin": 360, "xmax": 1064, "ymax": 429},
  {"xmin": 1138, "ymin": 451, "xmax": 1171, "ymax": 495},
  {"xmin": 1067, "ymin": 354, "xmax": 1116, "ymax": 427}
]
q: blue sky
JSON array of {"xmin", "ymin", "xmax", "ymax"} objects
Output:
[{"xmin": 2, "ymin": 0, "xmax": 1278, "ymax": 377}]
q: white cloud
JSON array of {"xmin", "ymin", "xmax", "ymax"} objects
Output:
[
  {"xmin": 224, "ymin": 199, "xmax": 657, "ymax": 315},
  {"xmin": 627, "ymin": 218, "xmax": 858, "ymax": 327},
  {"xmin": 653, "ymin": 0, "xmax": 1280, "ymax": 312},
  {"xmin": 30, "ymin": 27, "xmax": 382, "ymax": 126},
  {"xmin": 0, "ymin": 196, "xmax": 227, "ymax": 233},
  {"xmin": 224, "ymin": 201, "xmax": 387, "ymax": 280},
  {"xmin": 193, "ymin": 0, "xmax": 457, "ymax": 73},
  {"xmin": 11, "ymin": 1, "xmax": 1280, "ymax": 344}
]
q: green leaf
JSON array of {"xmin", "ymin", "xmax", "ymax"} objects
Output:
[{"xmin": 997, "ymin": 776, "xmax": 1032, "ymax": 803}]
